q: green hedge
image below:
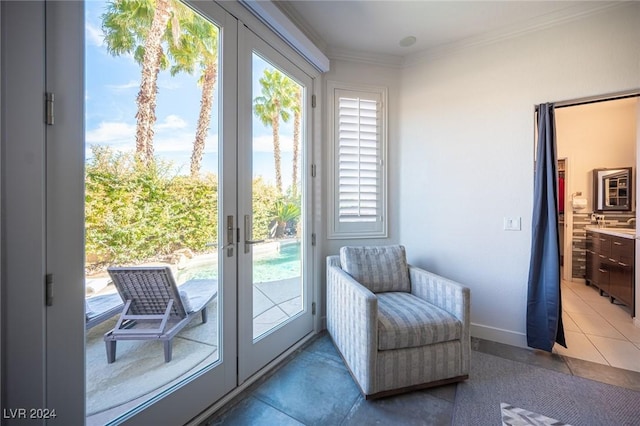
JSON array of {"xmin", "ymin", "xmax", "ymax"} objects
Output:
[
  {"xmin": 85, "ymin": 146, "xmax": 298, "ymax": 270},
  {"xmin": 86, "ymin": 146, "xmax": 219, "ymax": 267}
]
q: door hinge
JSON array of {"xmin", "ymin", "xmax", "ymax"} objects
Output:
[
  {"xmin": 45, "ymin": 92, "xmax": 55, "ymax": 125},
  {"xmin": 311, "ymin": 94, "xmax": 316, "ymax": 108},
  {"xmin": 45, "ymin": 273, "xmax": 54, "ymax": 306},
  {"xmin": 311, "ymin": 164, "xmax": 316, "ymax": 178},
  {"xmin": 312, "ymin": 302, "xmax": 316, "ymax": 315},
  {"xmin": 311, "ymin": 233, "xmax": 316, "ymax": 246}
]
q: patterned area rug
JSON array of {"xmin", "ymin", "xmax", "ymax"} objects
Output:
[
  {"xmin": 452, "ymin": 351, "xmax": 640, "ymax": 425},
  {"xmin": 501, "ymin": 403, "xmax": 571, "ymax": 426}
]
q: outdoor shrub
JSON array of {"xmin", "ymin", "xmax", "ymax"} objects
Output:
[
  {"xmin": 85, "ymin": 146, "xmax": 286, "ymax": 271},
  {"xmin": 85, "ymin": 147, "xmax": 219, "ymax": 269},
  {"xmin": 252, "ymin": 177, "xmax": 280, "ymax": 240}
]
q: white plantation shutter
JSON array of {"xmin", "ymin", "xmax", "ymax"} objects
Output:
[
  {"xmin": 328, "ymin": 83, "xmax": 387, "ymax": 238},
  {"xmin": 338, "ymin": 95, "xmax": 379, "ymax": 222}
]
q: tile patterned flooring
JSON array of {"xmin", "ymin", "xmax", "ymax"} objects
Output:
[
  {"xmin": 201, "ymin": 332, "xmax": 640, "ymax": 425},
  {"xmin": 555, "ymin": 279, "xmax": 640, "ymax": 372}
]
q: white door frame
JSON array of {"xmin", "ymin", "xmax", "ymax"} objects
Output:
[
  {"xmin": 559, "ymin": 157, "xmax": 574, "ymax": 282},
  {"xmin": 116, "ymin": 2, "xmax": 240, "ymax": 423},
  {"xmin": 45, "ymin": 1, "xmax": 239, "ymax": 424},
  {"xmin": 635, "ymin": 98, "xmax": 640, "ymax": 326},
  {"xmin": 237, "ymin": 25, "xmax": 315, "ymax": 384}
]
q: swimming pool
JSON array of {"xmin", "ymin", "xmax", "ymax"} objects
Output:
[{"xmin": 177, "ymin": 242, "xmax": 301, "ymax": 283}]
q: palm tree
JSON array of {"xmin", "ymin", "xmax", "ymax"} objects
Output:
[
  {"xmin": 166, "ymin": 5, "xmax": 219, "ymax": 178},
  {"xmin": 253, "ymin": 69, "xmax": 297, "ymax": 195},
  {"xmin": 291, "ymin": 86, "xmax": 302, "ymax": 198},
  {"xmin": 102, "ymin": 0, "xmax": 175, "ymax": 165},
  {"xmin": 273, "ymin": 199, "xmax": 300, "ymax": 239}
]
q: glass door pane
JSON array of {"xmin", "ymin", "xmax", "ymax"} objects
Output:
[
  {"xmin": 238, "ymin": 28, "xmax": 313, "ymax": 383},
  {"xmin": 83, "ymin": 1, "xmax": 232, "ymax": 422},
  {"xmin": 250, "ymin": 52, "xmax": 304, "ymax": 339}
]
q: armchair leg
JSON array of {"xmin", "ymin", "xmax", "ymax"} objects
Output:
[{"xmin": 201, "ymin": 307, "xmax": 208, "ymax": 324}]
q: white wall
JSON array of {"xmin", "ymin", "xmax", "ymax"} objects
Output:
[
  {"xmin": 398, "ymin": 3, "xmax": 640, "ymax": 347},
  {"xmin": 557, "ymin": 98, "xmax": 637, "ymax": 212}
]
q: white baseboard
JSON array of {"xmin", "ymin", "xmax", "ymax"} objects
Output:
[{"xmin": 471, "ymin": 323, "xmax": 528, "ymax": 348}]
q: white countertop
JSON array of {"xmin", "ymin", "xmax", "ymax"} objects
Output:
[{"xmin": 585, "ymin": 226, "xmax": 636, "ymax": 240}]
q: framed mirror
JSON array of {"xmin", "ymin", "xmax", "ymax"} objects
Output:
[{"xmin": 593, "ymin": 167, "xmax": 633, "ymax": 211}]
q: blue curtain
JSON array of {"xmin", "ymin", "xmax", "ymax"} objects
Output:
[{"xmin": 527, "ymin": 103, "xmax": 566, "ymax": 352}]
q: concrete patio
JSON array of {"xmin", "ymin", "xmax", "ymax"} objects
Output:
[{"xmin": 86, "ymin": 276, "xmax": 301, "ymax": 425}]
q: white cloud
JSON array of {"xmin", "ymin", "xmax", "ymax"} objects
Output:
[
  {"xmin": 85, "ymin": 121, "xmax": 135, "ymax": 146},
  {"xmin": 107, "ymin": 80, "xmax": 139, "ymax": 91},
  {"xmin": 154, "ymin": 132, "xmax": 194, "ymax": 153},
  {"xmin": 85, "ymin": 22, "xmax": 103, "ymax": 47},
  {"xmin": 252, "ymin": 134, "xmax": 294, "ymax": 153},
  {"xmin": 154, "ymin": 132, "xmax": 219, "ymax": 153},
  {"xmin": 157, "ymin": 115, "xmax": 188, "ymax": 130},
  {"xmin": 85, "ymin": 120, "xmax": 219, "ymax": 156}
]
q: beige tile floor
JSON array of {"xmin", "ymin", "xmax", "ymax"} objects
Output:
[{"xmin": 554, "ymin": 279, "xmax": 640, "ymax": 372}]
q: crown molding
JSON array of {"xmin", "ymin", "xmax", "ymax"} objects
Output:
[
  {"xmin": 403, "ymin": 2, "xmax": 627, "ymax": 68},
  {"xmin": 239, "ymin": 0, "xmax": 330, "ymax": 72},
  {"xmin": 326, "ymin": 46, "xmax": 403, "ymax": 69},
  {"xmin": 273, "ymin": 1, "xmax": 628, "ymax": 71},
  {"xmin": 277, "ymin": 1, "xmax": 403, "ymax": 68},
  {"xmin": 275, "ymin": 1, "xmax": 327, "ymax": 53}
]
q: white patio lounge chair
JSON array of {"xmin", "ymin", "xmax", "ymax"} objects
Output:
[{"xmin": 104, "ymin": 266, "xmax": 217, "ymax": 363}]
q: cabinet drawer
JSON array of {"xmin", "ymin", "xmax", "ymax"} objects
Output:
[
  {"xmin": 595, "ymin": 265, "xmax": 610, "ymax": 294},
  {"xmin": 594, "ymin": 235, "xmax": 611, "ymax": 257},
  {"xmin": 609, "ymin": 263, "xmax": 633, "ymax": 307},
  {"xmin": 611, "ymin": 236, "xmax": 634, "ymax": 264}
]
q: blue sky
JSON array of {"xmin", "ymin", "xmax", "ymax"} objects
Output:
[{"xmin": 84, "ymin": 0, "xmax": 298, "ymax": 187}]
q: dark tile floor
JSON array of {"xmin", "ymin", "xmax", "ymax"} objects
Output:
[{"xmin": 201, "ymin": 332, "xmax": 640, "ymax": 425}]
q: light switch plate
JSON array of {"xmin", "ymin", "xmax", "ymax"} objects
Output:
[{"xmin": 504, "ymin": 217, "xmax": 521, "ymax": 231}]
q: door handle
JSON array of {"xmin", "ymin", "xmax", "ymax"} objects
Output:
[
  {"xmin": 244, "ymin": 215, "xmax": 265, "ymax": 253},
  {"xmin": 226, "ymin": 215, "xmax": 235, "ymax": 257}
]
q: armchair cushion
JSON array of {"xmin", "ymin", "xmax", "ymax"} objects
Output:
[
  {"xmin": 340, "ymin": 245, "xmax": 411, "ymax": 293},
  {"xmin": 377, "ymin": 292, "xmax": 462, "ymax": 351}
]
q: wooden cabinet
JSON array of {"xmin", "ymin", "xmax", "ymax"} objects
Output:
[
  {"xmin": 585, "ymin": 230, "xmax": 635, "ymax": 316},
  {"xmin": 586, "ymin": 231, "xmax": 610, "ymax": 295},
  {"xmin": 609, "ymin": 237, "xmax": 634, "ymax": 310}
]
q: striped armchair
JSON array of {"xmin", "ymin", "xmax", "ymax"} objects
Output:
[{"xmin": 327, "ymin": 245, "xmax": 470, "ymax": 399}]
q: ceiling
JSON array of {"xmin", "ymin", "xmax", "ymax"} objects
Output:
[{"xmin": 277, "ymin": 1, "xmax": 621, "ymax": 63}]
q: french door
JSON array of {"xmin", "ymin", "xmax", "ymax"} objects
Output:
[
  {"xmin": 35, "ymin": 1, "xmax": 314, "ymax": 424},
  {"xmin": 237, "ymin": 28, "xmax": 314, "ymax": 383}
]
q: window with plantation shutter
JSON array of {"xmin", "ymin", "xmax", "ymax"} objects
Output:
[{"xmin": 328, "ymin": 82, "xmax": 387, "ymax": 238}]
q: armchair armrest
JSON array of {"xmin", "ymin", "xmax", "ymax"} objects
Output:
[
  {"xmin": 409, "ymin": 265, "xmax": 469, "ymax": 322},
  {"xmin": 326, "ymin": 255, "xmax": 378, "ymax": 394},
  {"xmin": 409, "ymin": 265, "xmax": 471, "ymax": 373}
]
